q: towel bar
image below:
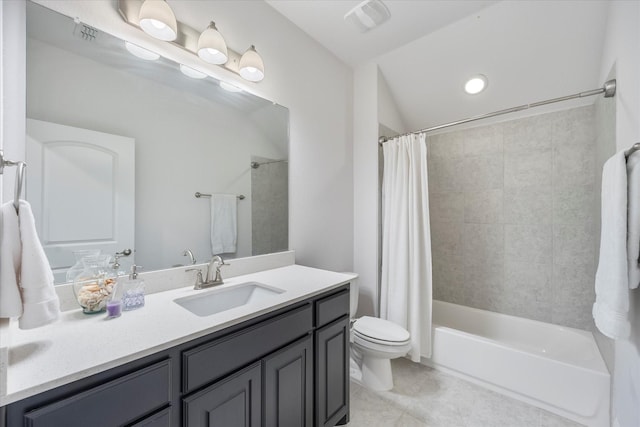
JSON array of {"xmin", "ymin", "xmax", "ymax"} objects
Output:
[{"xmin": 195, "ymin": 192, "xmax": 245, "ymax": 200}]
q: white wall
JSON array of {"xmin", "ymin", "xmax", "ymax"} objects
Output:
[
  {"xmin": 598, "ymin": 2, "xmax": 640, "ymax": 426},
  {"xmin": 377, "ymin": 70, "xmax": 407, "ymax": 135},
  {"xmin": 353, "ymin": 62, "xmax": 379, "ymax": 316},
  {"xmin": 3, "ymin": 0, "xmax": 353, "ymax": 272},
  {"xmin": 0, "ymin": 1, "xmax": 26, "ymax": 203}
]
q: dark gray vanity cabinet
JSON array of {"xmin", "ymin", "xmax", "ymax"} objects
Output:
[
  {"xmin": 4, "ymin": 284, "xmax": 350, "ymax": 427},
  {"xmin": 314, "ymin": 289, "xmax": 350, "ymax": 427}
]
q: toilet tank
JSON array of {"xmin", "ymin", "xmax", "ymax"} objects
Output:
[{"xmin": 349, "ymin": 276, "xmax": 358, "ymax": 317}]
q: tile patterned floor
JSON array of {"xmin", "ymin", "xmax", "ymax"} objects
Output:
[{"xmin": 347, "ymin": 358, "xmax": 584, "ymax": 427}]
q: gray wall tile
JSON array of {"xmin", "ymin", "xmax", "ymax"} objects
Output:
[
  {"xmin": 463, "ymin": 155, "xmax": 503, "ymax": 190},
  {"xmin": 553, "ymin": 184, "xmax": 595, "ymax": 224},
  {"xmin": 505, "ymin": 224, "xmax": 552, "ymax": 264},
  {"xmin": 430, "ymin": 221, "xmax": 463, "ymax": 258},
  {"xmin": 428, "ymin": 132, "xmax": 464, "ymax": 158},
  {"xmin": 429, "ymin": 156, "xmax": 464, "ymax": 192},
  {"xmin": 427, "ymin": 105, "xmax": 597, "ymax": 330},
  {"xmin": 463, "ymin": 223, "xmax": 504, "ymax": 268},
  {"xmin": 504, "ymin": 149, "xmax": 552, "ymax": 188},
  {"xmin": 553, "ymin": 145, "xmax": 595, "ymax": 187},
  {"xmin": 504, "ymin": 185, "xmax": 552, "ymax": 225},
  {"xmin": 463, "ymin": 125, "xmax": 504, "ymax": 156},
  {"xmin": 464, "ymin": 189, "xmax": 503, "ymax": 224},
  {"xmin": 429, "ymin": 192, "xmax": 464, "ymax": 223},
  {"xmin": 552, "ymin": 263, "xmax": 596, "ymax": 329},
  {"xmin": 503, "ymin": 261, "xmax": 552, "ymax": 321},
  {"xmin": 553, "ymin": 223, "xmax": 597, "ymax": 266},
  {"xmin": 432, "ymin": 253, "xmax": 465, "ymax": 305},
  {"xmin": 504, "ymin": 114, "xmax": 552, "ymax": 153}
]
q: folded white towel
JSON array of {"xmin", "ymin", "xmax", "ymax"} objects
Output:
[
  {"xmin": 0, "ymin": 202, "xmax": 23, "ymax": 318},
  {"xmin": 627, "ymin": 152, "xmax": 640, "ymax": 289},
  {"xmin": 17, "ymin": 201, "xmax": 60, "ymax": 329},
  {"xmin": 210, "ymin": 194, "xmax": 237, "ymax": 255},
  {"xmin": 593, "ymin": 151, "xmax": 631, "ymax": 339}
]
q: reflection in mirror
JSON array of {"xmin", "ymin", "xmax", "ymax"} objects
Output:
[{"xmin": 25, "ymin": 1, "xmax": 289, "ymax": 282}]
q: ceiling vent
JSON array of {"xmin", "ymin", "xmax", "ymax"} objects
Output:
[{"xmin": 344, "ymin": 0, "xmax": 391, "ymax": 33}]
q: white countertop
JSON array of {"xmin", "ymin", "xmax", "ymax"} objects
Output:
[{"xmin": 0, "ymin": 264, "xmax": 355, "ymax": 406}]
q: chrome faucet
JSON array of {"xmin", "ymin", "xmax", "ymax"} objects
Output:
[
  {"xmin": 185, "ymin": 256, "xmax": 228, "ymax": 290},
  {"xmin": 182, "ymin": 249, "xmax": 197, "ymax": 265},
  {"xmin": 205, "ymin": 255, "xmax": 227, "ymax": 285}
]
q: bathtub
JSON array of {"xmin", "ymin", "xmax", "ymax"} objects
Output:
[{"xmin": 424, "ymin": 300, "xmax": 610, "ymax": 427}]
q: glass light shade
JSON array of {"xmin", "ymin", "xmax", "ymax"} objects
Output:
[
  {"xmin": 197, "ymin": 22, "xmax": 228, "ymax": 65},
  {"xmin": 124, "ymin": 41, "xmax": 160, "ymax": 61},
  {"xmin": 239, "ymin": 45, "xmax": 265, "ymax": 82},
  {"xmin": 139, "ymin": 0, "xmax": 178, "ymax": 41},
  {"xmin": 180, "ymin": 64, "xmax": 207, "ymax": 79},
  {"xmin": 464, "ymin": 74, "xmax": 488, "ymax": 94}
]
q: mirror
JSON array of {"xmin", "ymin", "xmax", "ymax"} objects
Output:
[{"xmin": 25, "ymin": 1, "xmax": 289, "ymax": 282}]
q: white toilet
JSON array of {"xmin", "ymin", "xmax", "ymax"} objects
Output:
[{"xmin": 349, "ymin": 277, "xmax": 411, "ymax": 391}]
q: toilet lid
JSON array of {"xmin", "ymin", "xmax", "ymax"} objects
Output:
[{"xmin": 353, "ymin": 316, "xmax": 410, "ymax": 343}]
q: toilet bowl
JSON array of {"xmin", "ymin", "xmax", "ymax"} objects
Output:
[{"xmin": 346, "ymin": 275, "xmax": 411, "ymax": 391}]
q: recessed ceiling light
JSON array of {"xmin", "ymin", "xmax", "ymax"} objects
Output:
[
  {"xmin": 124, "ymin": 41, "xmax": 160, "ymax": 61},
  {"xmin": 179, "ymin": 64, "xmax": 207, "ymax": 79},
  {"xmin": 464, "ymin": 74, "xmax": 488, "ymax": 95}
]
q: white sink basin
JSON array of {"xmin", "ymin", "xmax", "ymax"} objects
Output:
[{"xmin": 174, "ymin": 282, "xmax": 285, "ymax": 317}]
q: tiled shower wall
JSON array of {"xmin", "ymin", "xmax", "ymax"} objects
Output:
[
  {"xmin": 251, "ymin": 159, "xmax": 289, "ymax": 256},
  {"xmin": 428, "ymin": 105, "xmax": 597, "ymax": 330}
]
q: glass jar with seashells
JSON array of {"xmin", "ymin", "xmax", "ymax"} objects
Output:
[{"xmin": 72, "ymin": 254, "xmax": 116, "ymax": 314}]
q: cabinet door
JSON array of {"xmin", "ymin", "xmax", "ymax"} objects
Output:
[
  {"xmin": 263, "ymin": 335, "xmax": 313, "ymax": 427},
  {"xmin": 316, "ymin": 317, "xmax": 350, "ymax": 427},
  {"xmin": 183, "ymin": 362, "xmax": 261, "ymax": 427}
]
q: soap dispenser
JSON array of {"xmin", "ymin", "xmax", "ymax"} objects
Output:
[{"xmin": 122, "ymin": 265, "xmax": 145, "ymax": 311}]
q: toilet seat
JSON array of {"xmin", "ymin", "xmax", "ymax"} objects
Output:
[{"xmin": 352, "ymin": 316, "xmax": 410, "ymax": 345}]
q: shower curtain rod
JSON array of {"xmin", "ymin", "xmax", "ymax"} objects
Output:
[{"xmin": 378, "ymin": 79, "xmax": 617, "ymax": 144}]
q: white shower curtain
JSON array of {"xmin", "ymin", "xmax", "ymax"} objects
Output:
[{"xmin": 380, "ymin": 133, "xmax": 432, "ymax": 361}]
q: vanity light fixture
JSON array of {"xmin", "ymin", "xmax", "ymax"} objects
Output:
[
  {"xmin": 197, "ymin": 22, "xmax": 228, "ymax": 65},
  {"xmin": 239, "ymin": 45, "xmax": 265, "ymax": 82},
  {"xmin": 118, "ymin": 0, "xmax": 266, "ymax": 82},
  {"xmin": 124, "ymin": 41, "xmax": 160, "ymax": 60},
  {"xmin": 138, "ymin": 0, "xmax": 178, "ymax": 41},
  {"xmin": 179, "ymin": 64, "xmax": 207, "ymax": 79},
  {"xmin": 464, "ymin": 74, "xmax": 488, "ymax": 95},
  {"xmin": 220, "ymin": 81, "xmax": 243, "ymax": 93}
]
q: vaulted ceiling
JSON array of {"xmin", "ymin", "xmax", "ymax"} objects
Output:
[{"xmin": 266, "ymin": 0, "xmax": 610, "ymax": 132}]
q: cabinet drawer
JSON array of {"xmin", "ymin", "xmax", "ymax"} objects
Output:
[
  {"xmin": 315, "ymin": 287, "xmax": 350, "ymax": 327},
  {"xmin": 24, "ymin": 359, "xmax": 171, "ymax": 427},
  {"xmin": 183, "ymin": 303, "xmax": 313, "ymax": 393}
]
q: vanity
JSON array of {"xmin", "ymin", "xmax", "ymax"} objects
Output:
[{"xmin": 0, "ymin": 260, "xmax": 353, "ymax": 427}]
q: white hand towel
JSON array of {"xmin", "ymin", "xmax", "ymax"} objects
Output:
[
  {"xmin": 210, "ymin": 194, "xmax": 237, "ymax": 255},
  {"xmin": 0, "ymin": 202, "xmax": 23, "ymax": 318},
  {"xmin": 593, "ymin": 151, "xmax": 631, "ymax": 339},
  {"xmin": 627, "ymin": 152, "xmax": 640, "ymax": 289},
  {"xmin": 17, "ymin": 201, "xmax": 60, "ymax": 329}
]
